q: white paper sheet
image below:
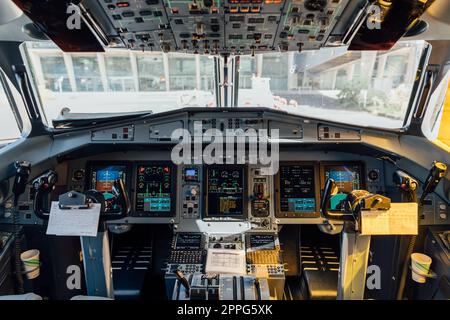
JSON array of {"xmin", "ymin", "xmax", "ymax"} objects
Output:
[
  {"xmin": 205, "ymin": 249, "xmax": 246, "ymax": 275},
  {"xmin": 360, "ymin": 202, "xmax": 418, "ymax": 235},
  {"xmin": 46, "ymin": 201, "xmax": 101, "ymax": 237}
]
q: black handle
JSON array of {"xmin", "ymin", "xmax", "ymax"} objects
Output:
[
  {"xmin": 33, "ymin": 170, "xmax": 58, "ymax": 220},
  {"xmin": 12, "ymin": 161, "xmax": 31, "ymax": 206},
  {"xmin": 419, "ymin": 162, "xmax": 447, "ymax": 206}
]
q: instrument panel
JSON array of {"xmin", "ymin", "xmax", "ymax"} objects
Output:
[{"xmin": 63, "ymin": 158, "xmax": 381, "ymax": 227}]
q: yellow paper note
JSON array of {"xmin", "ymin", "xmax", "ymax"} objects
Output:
[{"xmin": 360, "ymin": 203, "xmax": 418, "ymax": 235}]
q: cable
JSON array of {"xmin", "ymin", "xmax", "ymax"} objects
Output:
[{"xmin": 12, "ymin": 206, "xmax": 24, "ymax": 294}]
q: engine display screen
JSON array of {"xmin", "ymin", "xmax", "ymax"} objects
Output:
[
  {"xmin": 249, "ymin": 235, "xmax": 275, "ymax": 250},
  {"xmin": 135, "ymin": 164, "xmax": 176, "ymax": 216},
  {"xmin": 206, "ymin": 165, "xmax": 245, "ymax": 217},
  {"xmin": 278, "ymin": 165, "xmax": 316, "ymax": 214},
  {"xmin": 324, "ymin": 164, "xmax": 362, "ymax": 210},
  {"xmin": 175, "ymin": 233, "xmax": 202, "ymax": 250}
]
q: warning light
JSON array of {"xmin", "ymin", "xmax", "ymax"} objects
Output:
[
  {"xmin": 139, "ymin": 167, "xmax": 146, "ymax": 173},
  {"xmin": 117, "ymin": 2, "xmax": 130, "ymax": 8},
  {"xmin": 163, "ymin": 167, "xmax": 170, "ymax": 173}
]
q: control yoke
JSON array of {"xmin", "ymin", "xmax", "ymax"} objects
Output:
[
  {"xmin": 84, "ymin": 178, "xmax": 131, "ymax": 221},
  {"xmin": 321, "ymin": 178, "xmax": 391, "ymax": 222},
  {"xmin": 33, "ymin": 170, "xmax": 58, "ymax": 219},
  {"xmin": 33, "ymin": 169, "xmax": 130, "ymax": 220},
  {"xmin": 419, "ymin": 162, "xmax": 447, "ymax": 206}
]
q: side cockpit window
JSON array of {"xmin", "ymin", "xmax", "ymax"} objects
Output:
[
  {"xmin": 422, "ymin": 68, "xmax": 450, "ymax": 151},
  {"xmin": 0, "ymin": 72, "xmax": 22, "ymax": 145}
]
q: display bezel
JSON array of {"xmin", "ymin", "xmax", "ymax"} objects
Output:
[
  {"xmin": 133, "ymin": 162, "xmax": 177, "ymax": 217},
  {"xmin": 319, "ymin": 161, "xmax": 366, "ymax": 212},
  {"xmin": 204, "ymin": 164, "xmax": 247, "ymax": 219},
  {"xmin": 85, "ymin": 161, "xmax": 132, "ymax": 214},
  {"xmin": 275, "ymin": 162, "xmax": 320, "ymax": 218}
]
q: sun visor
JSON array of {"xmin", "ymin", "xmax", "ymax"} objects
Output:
[
  {"xmin": 11, "ymin": 0, "xmax": 104, "ymax": 52},
  {"xmin": 348, "ymin": 0, "xmax": 436, "ymax": 51}
]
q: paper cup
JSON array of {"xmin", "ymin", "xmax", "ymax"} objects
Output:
[
  {"xmin": 20, "ymin": 249, "xmax": 40, "ymax": 280},
  {"xmin": 411, "ymin": 253, "xmax": 432, "ymax": 284}
]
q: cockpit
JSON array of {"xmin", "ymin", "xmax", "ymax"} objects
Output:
[{"xmin": 0, "ymin": 0, "xmax": 448, "ymax": 304}]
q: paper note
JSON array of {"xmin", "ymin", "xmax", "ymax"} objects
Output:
[
  {"xmin": 360, "ymin": 202, "xmax": 418, "ymax": 235},
  {"xmin": 205, "ymin": 249, "xmax": 246, "ymax": 275},
  {"xmin": 46, "ymin": 201, "xmax": 101, "ymax": 237}
]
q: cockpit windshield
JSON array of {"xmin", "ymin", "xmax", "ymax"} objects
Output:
[{"xmin": 24, "ymin": 40, "xmax": 426, "ymax": 129}]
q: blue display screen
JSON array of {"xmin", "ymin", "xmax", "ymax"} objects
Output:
[
  {"xmin": 91, "ymin": 165, "xmax": 127, "ymax": 192},
  {"xmin": 288, "ymin": 198, "xmax": 316, "ymax": 212}
]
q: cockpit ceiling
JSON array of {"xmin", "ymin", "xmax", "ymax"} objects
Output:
[{"xmin": 11, "ymin": 0, "xmax": 435, "ymax": 54}]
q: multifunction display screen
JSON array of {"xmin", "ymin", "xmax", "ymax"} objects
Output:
[
  {"xmin": 278, "ymin": 165, "xmax": 316, "ymax": 213},
  {"xmin": 324, "ymin": 164, "xmax": 362, "ymax": 210},
  {"xmin": 175, "ymin": 233, "xmax": 202, "ymax": 250},
  {"xmin": 206, "ymin": 165, "xmax": 245, "ymax": 217},
  {"xmin": 90, "ymin": 165, "xmax": 127, "ymax": 193},
  {"xmin": 135, "ymin": 164, "xmax": 175, "ymax": 216},
  {"xmin": 89, "ymin": 163, "xmax": 129, "ymax": 213}
]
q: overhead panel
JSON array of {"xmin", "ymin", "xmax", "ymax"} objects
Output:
[{"xmin": 82, "ymin": 0, "xmax": 355, "ymax": 54}]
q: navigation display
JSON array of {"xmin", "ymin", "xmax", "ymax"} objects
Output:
[
  {"xmin": 324, "ymin": 164, "xmax": 362, "ymax": 210},
  {"xmin": 175, "ymin": 233, "xmax": 202, "ymax": 250},
  {"xmin": 206, "ymin": 165, "xmax": 245, "ymax": 217},
  {"xmin": 277, "ymin": 164, "xmax": 317, "ymax": 217},
  {"xmin": 135, "ymin": 164, "xmax": 176, "ymax": 216}
]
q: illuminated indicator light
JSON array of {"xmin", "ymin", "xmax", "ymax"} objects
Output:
[
  {"xmin": 139, "ymin": 167, "xmax": 146, "ymax": 173},
  {"xmin": 250, "ymin": 6, "xmax": 260, "ymax": 12},
  {"xmin": 171, "ymin": 8, "xmax": 179, "ymax": 14},
  {"xmin": 189, "ymin": 3, "xmax": 199, "ymax": 10},
  {"xmin": 273, "ymin": 0, "xmax": 282, "ymax": 3},
  {"xmin": 240, "ymin": 6, "xmax": 249, "ymax": 12},
  {"xmin": 252, "ymin": 0, "xmax": 263, "ymax": 3},
  {"xmin": 265, "ymin": 0, "xmax": 273, "ymax": 3},
  {"xmin": 116, "ymin": 2, "xmax": 130, "ymax": 7},
  {"xmin": 241, "ymin": 0, "xmax": 250, "ymax": 3},
  {"xmin": 230, "ymin": 7, "xmax": 238, "ymax": 13},
  {"xmin": 211, "ymin": 7, "xmax": 219, "ymax": 13},
  {"xmin": 163, "ymin": 167, "xmax": 170, "ymax": 173},
  {"xmin": 229, "ymin": 0, "xmax": 239, "ymax": 3}
]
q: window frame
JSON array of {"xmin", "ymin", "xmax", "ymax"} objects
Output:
[{"xmin": 0, "ymin": 69, "xmax": 24, "ymax": 142}]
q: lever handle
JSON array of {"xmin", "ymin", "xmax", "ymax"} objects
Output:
[{"xmin": 174, "ymin": 270, "xmax": 190, "ymax": 295}]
